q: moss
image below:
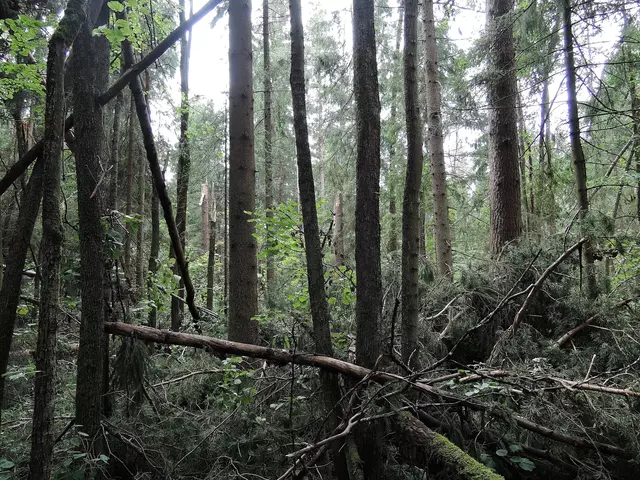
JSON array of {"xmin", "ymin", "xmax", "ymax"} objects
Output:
[{"xmin": 395, "ymin": 412, "xmax": 504, "ymax": 480}]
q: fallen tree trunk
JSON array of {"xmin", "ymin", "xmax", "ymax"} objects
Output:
[
  {"xmin": 393, "ymin": 412, "xmax": 503, "ymax": 480},
  {"xmin": 104, "ymin": 322, "xmax": 631, "ymax": 458}
]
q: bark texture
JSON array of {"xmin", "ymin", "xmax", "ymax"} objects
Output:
[
  {"xmin": 333, "ymin": 192, "xmax": 345, "ymax": 266},
  {"xmin": 423, "ymin": 0, "xmax": 452, "ymax": 278},
  {"xmin": 207, "ymin": 184, "xmax": 217, "ymax": 310},
  {"xmin": 353, "ymin": 0, "xmax": 382, "ymax": 370},
  {"xmin": 228, "ymin": 0, "xmax": 259, "ymax": 344},
  {"xmin": 0, "ymin": 159, "xmax": 43, "ymax": 425},
  {"xmin": 562, "ymin": 0, "xmax": 597, "ymax": 298},
  {"xmin": 289, "ymin": 2, "xmax": 348, "ymax": 476},
  {"xmin": 172, "ymin": 0, "xmax": 193, "ymax": 331},
  {"xmin": 71, "ymin": 2, "xmax": 109, "ymax": 449},
  {"xmin": 263, "ymin": 0, "xmax": 275, "ymax": 306},
  {"xmin": 486, "ymin": 0, "xmax": 522, "ymax": 254},
  {"xmin": 28, "ymin": 0, "xmax": 88, "ymax": 473},
  {"xmin": 401, "ymin": 0, "xmax": 423, "ymax": 368}
]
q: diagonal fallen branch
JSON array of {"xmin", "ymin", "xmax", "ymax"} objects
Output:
[
  {"xmin": 0, "ymin": 0, "xmax": 225, "ymax": 198},
  {"xmin": 105, "ymin": 322, "xmax": 632, "ymax": 458}
]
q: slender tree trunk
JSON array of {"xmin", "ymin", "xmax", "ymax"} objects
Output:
[
  {"xmin": 172, "ymin": 0, "xmax": 193, "ymax": 331},
  {"xmin": 148, "ymin": 184, "xmax": 160, "ymax": 328},
  {"xmin": 28, "ymin": 0, "xmax": 88, "ymax": 471},
  {"xmin": 71, "ymin": 2, "xmax": 109, "ymax": 454},
  {"xmin": 136, "ymin": 146, "xmax": 146, "ymax": 297},
  {"xmin": 124, "ymin": 95, "xmax": 135, "ymax": 272},
  {"xmin": 630, "ymin": 75, "xmax": 640, "ymax": 222},
  {"xmin": 228, "ymin": 0, "xmax": 259, "ymax": 344},
  {"xmin": 538, "ymin": 76, "xmax": 556, "ymax": 232},
  {"xmin": 401, "ymin": 0, "xmax": 423, "ymax": 368},
  {"xmin": 422, "ymin": 0, "xmax": 452, "ymax": 278},
  {"xmin": 223, "ymin": 104, "xmax": 229, "ymax": 315},
  {"xmin": 516, "ymin": 90, "xmax": 530, "ymax": 232},
  {"xmin": 486, "ymin": 0, "xmax": 522, "ymax": 254},
  {"xmin": 0, "ymin": 159, "xmax": 43, "ymax": 426},
  {"xmin": 201, "ymin": 183, "xmax": 209, "ymax": 250},
  {"xmin": 333, "ymin": 192, "xmax": 345, "ymax": 265},
  {"xmin": 263, "ymin": 0, "xmax": 275, "ymax": 307},
  {"xmin": 109, "ymin": 76, "xmax": 124, "ymax": 212},
  {"xmin": 289, "ymin": 3, "xmax": 348, "ymax": 476},
  {"xmin": 562, "ymin": 0, "xmax": 597, "ymax": 298},
  {"xmin": 207, "ymin": 183, "xmax": 216, "ymax": 310},
  {"xmin": 353, "ymin": 0, "xmax": 384, "ymax": 477}
]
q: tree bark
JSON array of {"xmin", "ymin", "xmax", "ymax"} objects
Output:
[
  {"xmin": 201, "ymin": 183, "xmax": 209, "ymax": 251},
  {"xmin": 172, "ymin": 0, "xmax": 193, "ymax": 331},
  {"xmin": 0, "ymin": 159, "xmax": 43, "ymax": 426},
  {"xmin": 289, "ymin": 3, "xmax": 348, "ymax": 477},
  {"xmin": 28, "ymin": 0, "xmax": 89, "ymax": 472},
  {"xmin": 263, "ymin": 0, "xmax": 275, "ymax": 307},
  {"xmin": 148, "ymin": 184, "xmax": 160, "ymax": 328},
  {"xmin": 124, "ymin": 95, "xmax": 136, "ymax": 272},
  {"xmin": 422, "ymin": 0, "xmax": 453, "ymax": 278},
  {"xmin": 228, "ymin": 0, "xmax": 259, "ymax": 344},
  {"xmin": 486, "ymin": 0, "xmax": 522, "ymax": 254},
  {"xmin": 562, "ymin": 0, "xmax": 597, "ymax": 298},
  {"xmin": 136, "ymin": 142, "xmax": 146, "ymax": 297},
  {"xmin": 401, "ymin": 0, "xmax": 423, "ymax": 368},
  {"xmin": 207, "ymin": 183, "xmax": 217, "ymax": 310},
  {"xmin": 109, "ymin": 76, "xmax": 124, "ymax": 211},
  {"xmin": 333, "ymin": 192, "xmax": 345, "ymax": 266},
  {"xmin": 71, "ymin": 1, "xmax": 109, "ymax": 453},
  {"xmin": 353, "ymin": 1, "xmax": 384, "ymax": 477}
]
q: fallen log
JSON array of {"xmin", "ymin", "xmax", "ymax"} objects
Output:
[
  {"xmin": 392, "ymin": 412, "xmax": 504, "ymax": 480},
  {"xmin": 104, "ymin": 322, "xmax": 631, "ymax": 458}
]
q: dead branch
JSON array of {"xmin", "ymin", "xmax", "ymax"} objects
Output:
[
  {"xmin": 489, "ymin": 239, "xmax": 586, "ymax": 364},
  {"xmin": 555, "ymin": 299, "xmax": 632, "ymax": 348}
]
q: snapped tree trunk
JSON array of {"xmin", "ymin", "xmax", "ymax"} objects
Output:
[
  {"xmin": 562, "ymin": 0, "xmax": 597, "ymax": 298},
  {"xmin": 423, "ymin": 0, "xmax": 453, "ymax": 278},
  {"xmin": 228, "ymin": 0, "xmax": 259, "ymax": 344},
  {"xmin": 401, "ymin": 0, "xmax": 423, "ymax": 368},
  {"xmin": 486, "ymin": 0, "xmax": 522, "ymax": 254},
  {"xmin": 71, "ymin": 2, "xmax": 109, "ymax": 453},
  {"xmin": 263, "ymin": 0, "xmax": 275, "ymax": 307},
  {"xmin": 289, "ymin": 3, "xmax": 348, "ymax": 477},
  {"xmin": 28, "ymin": 0, "xmax": 90, "ymax": 473}
]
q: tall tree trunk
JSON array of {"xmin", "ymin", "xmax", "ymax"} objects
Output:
[
  {"xmin": 0, "ymin": 159, "xmax": 43, "ymax": 426},
  {"xmin": 516, "ymin": 90, "xmax": 530, "ymax": 232},
  {"xmin": 353, "ymin": 0, "xmax": 384, "ymax": 477},
  {"xmin": 207, "ymin": 183, "xmax": 216, "ymax": 310},
  {"xmin": 136, "ymin": 145, "xmax": 146, "ymax": 297},
  {"xmin": 148, "ymin": 184, "xmax": 160, "ymax": 328},
  {"xmin": 333, "ymin": 192, "xmax": 345, "ymax": 265},
  {"xmin": 401, "ymin": 0, "xmax": 423, "ymax": 368},
  {"xmin": 28, "ymin": 0, "xmax": 89, "ymax": 472},
  {"xmin": 228, "ymin": 0, "xmax": 259, "ymax": 344},
  {"xmin": 289, "ymin": 3, "xmax": 348, "ymax": 477},
  {"xmin": 263, "ymin": 0, "xmax": 275, "ymax": 307},
  {"xmin": 71, "ymin": 2, "xmax": 109, "ymax": 454},
  {"xmin": 109, "ymin": 76, "xmax": 124, "ymax": 211},
  {"xmin": 223, "ymin": 103, "xmax": 229, "ymax": 315},
  {"xmin": 172, "ymin": 0, "xmax": 193, "ymax": 331},
  {"xmin": 486, "ymin": 0, "xmax": 522, "ymax": 254},
  {"xmin": 422, "ymin": 0, "xmax": 452, "ymax": 278},
  {"xmin": 538, "ymin": 76, "xmax": 556, "ymax": 232},
  {"xmin": 201, "ymin": 183, "xmax": 209, "ymax": 250},
  {"xmin": 124, "ymin": 95, "xmax": 135, "ymax": 272},
  {"xmin": 562, "ymin": 0, "xmax": 597, "ymax": 298}
]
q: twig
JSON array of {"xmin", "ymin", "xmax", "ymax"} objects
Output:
[{"xmin": 555, "ymin": 299, "xmax": 632, "ymax": 348}]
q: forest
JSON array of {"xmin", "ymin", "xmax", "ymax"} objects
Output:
[{"xmin": 1, "ymin": 0, "xmax": 639, "ymax": 478}]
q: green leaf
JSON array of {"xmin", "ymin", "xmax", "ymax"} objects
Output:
[
  {"xmin": 107, "ymin": 1, "xmax": 124, "ymax": 11},
  {"xmin": 0, "ymin": 460, "xmax": 15, "ymax": 470},
  {"xmin": 511, "ymin": 457, "xmax": 535, "ymax": 471},
  {"xmin": 99, "ymin": 454, "xmax": 109, "ymax": 463},
  {"xmin": 509, "ymin": 444, "xmax": 523, "ymax": 453},
  {"xmin": 495, "ymin": 449, "xmax": 508, "ymax": 457}
]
